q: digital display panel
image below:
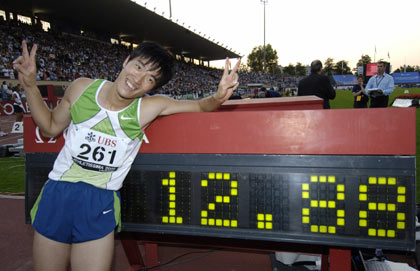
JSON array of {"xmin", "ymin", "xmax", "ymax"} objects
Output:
[
  {"xmin": 26, "ymin": 153, "xmax": 416, "ymax": 251},
  {"xmin": 366, "ymin": 63, "xmax": 378, "ymax": 76}
]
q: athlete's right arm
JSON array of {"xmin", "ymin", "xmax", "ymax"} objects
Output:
[{"xmin": 13, "ymin": 40, "xmax": 92, "ymax": 138}]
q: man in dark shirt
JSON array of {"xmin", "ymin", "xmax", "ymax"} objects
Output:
[{"xmin": 297, "ymin": 60, "xmax": 336, "ymax": 109}]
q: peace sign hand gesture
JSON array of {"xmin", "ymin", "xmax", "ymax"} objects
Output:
[
  {"xmin": 214, "ymin": 58, "xmax": 241, "ymax": 103},
  {"xmin": 13, "ymin": 40, "xmax": 38, "ymax": 89}
]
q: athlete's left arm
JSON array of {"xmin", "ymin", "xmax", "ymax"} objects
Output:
[
  {"xmin": 140, "ymin": 58, "xmax": 240, "ymax": 129},
  {"xmin": 162, "ymin": 58, "xmax": 240, "ymax": 114}
]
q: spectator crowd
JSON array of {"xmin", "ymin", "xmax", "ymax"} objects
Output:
[{"xmin": 1, "ymin": 19, "xmax": 297, "ymax": 99}]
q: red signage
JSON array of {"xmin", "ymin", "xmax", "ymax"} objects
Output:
[
  {"xmin": 24, "ymin": 107, "xmax": 416, "ymax": 156},
  {"xmin": 366, "ymin": 63, "xmax": 378, "ymax": 76}
]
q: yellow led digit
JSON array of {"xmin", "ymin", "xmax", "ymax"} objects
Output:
[
  {"xmin": 302, "ymin": 175, "xmax": 341, "ymax": 235},
  {"xmin": 201, "ymin": 172, "xmax": 238, "ymax": 228},
  {"xmin": 161, "ymin": 172, "xmax": 184, "ymax": 225},
  {"xmin": 359, "ymin": 176, "xmax": 407, "ymax": 238}
]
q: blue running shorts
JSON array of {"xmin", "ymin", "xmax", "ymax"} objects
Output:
[{"xmin": 30, "ymin": 180, "xmax": 121, "ymax": 244}]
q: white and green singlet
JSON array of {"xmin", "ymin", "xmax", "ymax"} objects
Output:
[{"xmin": 48, "ymin": 79, "xmax": 146, "ymax": 190}]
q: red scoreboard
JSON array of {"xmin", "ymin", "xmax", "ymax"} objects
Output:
[{"xmin": 25, "ymin": 97, "xmax": 416, "ymax": 251}]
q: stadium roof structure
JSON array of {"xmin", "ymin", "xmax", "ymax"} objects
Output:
[{"xmin": 2, "ymin": 0, "xmax": 241, "ymax": 61}]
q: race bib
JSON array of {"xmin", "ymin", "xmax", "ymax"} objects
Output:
[
  {"xmin": 356, "ymin": 95, "xmax": 362, "ymax": 102},
  {"xmin": 70, "ymin": 127, "xmax": 129, "ymax": 172}
]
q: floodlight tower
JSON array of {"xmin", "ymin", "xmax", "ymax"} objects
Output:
[{"xmin": 261, "ymin": 0, "xmax": 268, "ymax": 73}]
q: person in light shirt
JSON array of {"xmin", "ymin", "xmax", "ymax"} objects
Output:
[{"xmin": 365, "ymin": 61, "xmax": 394, "ymax": 107}]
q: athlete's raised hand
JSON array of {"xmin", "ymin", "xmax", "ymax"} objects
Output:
[
  {"xmin": 214, "ymin": 57, "xmax": 241, "ymax": 103},
  {"xmin": 13, "ymin": 40, "xmax": 38, "ymax": 89}
]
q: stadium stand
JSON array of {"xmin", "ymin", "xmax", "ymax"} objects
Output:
[{"xmin": 0, "ymin": 18, "xmax": 289, "ymax": 99}]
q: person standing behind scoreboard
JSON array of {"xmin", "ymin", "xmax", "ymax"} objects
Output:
[
  {"xmin": 297, "ymin": 60, "xmax": 336, "ymax": 109},
  {"xmin": 365, "ymin": 61, "xmax": 394, "ymax": 108}
]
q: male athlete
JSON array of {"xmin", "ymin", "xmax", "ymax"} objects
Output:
[{"xmin": 13, "ymin": 40, "xmax": 240, "ymax": 271}]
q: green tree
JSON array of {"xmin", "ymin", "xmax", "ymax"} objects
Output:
[
  {"xmin": 394, "ymin": 65, "xmax": 417, "ymax": 73},
  {"xmin": 353, "ymin": 55, "xmax": 372, "ymax": 74},
  {"xmin": 334, "ymin": 60, "xmax": 351, "ymax": 74},
  {"xmin": 295, "ymin": 62, "xmax": 307, "ymax": 76},
  {"xmin": 247, "ymin": 44, "xmax": 278, "ymax": 73},
  {"xmin": 283, "ymin": 64, "xmax": 296, "ymax": 76},
  {"xmin": 323, "ymin": 58, "xmax": 335, "ymax": 75},
  {"xmin": 356, "ymin": 55, "xmax": 372, "ymax": 67}
]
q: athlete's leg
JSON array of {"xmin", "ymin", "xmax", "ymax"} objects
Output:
[
  {"xmin": 70, "ymin": 231, "xmax": 115, "ymax": 271},
  {"xmin": 33, "ymin": 231, "xmax": 71, "ymax": 271}
]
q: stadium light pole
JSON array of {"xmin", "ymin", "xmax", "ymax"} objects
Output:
[{"xmin": 261, "ymin": 0, "xmax": 268, "ymax": 73}]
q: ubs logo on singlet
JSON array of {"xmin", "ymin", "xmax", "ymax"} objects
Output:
[
  {"xmin": 85, "ymin": 132, "xmax": 117, "ymax": 147},
  {"xmin": 97, "ymin": 136, "xmax": 117, "ymax": 147}
]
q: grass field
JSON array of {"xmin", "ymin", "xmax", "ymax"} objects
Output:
[
  {"xmin": 1, "ymin": 87, "xmax": 419, "ymax": 200},
  {"xmin": 0, "ymin": 157, "xmax": 25, "ymax": 194},
  {"xmin": 332, "ymin": 87, "xmax": 420, "ymax": 201}
]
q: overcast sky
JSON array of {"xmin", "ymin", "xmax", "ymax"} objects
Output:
[{"xmin": 134, "ymin": 0, "xmax": 420, "ymax": 72}]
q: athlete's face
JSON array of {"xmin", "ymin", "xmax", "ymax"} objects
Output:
[{"xmin": 117, "ymin": 56, "xmax": 161, "ymax": 99}]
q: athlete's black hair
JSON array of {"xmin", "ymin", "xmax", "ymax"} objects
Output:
[{"xmin": 128, "ymin": 42, "xmax": 174, "ymax": 90}]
